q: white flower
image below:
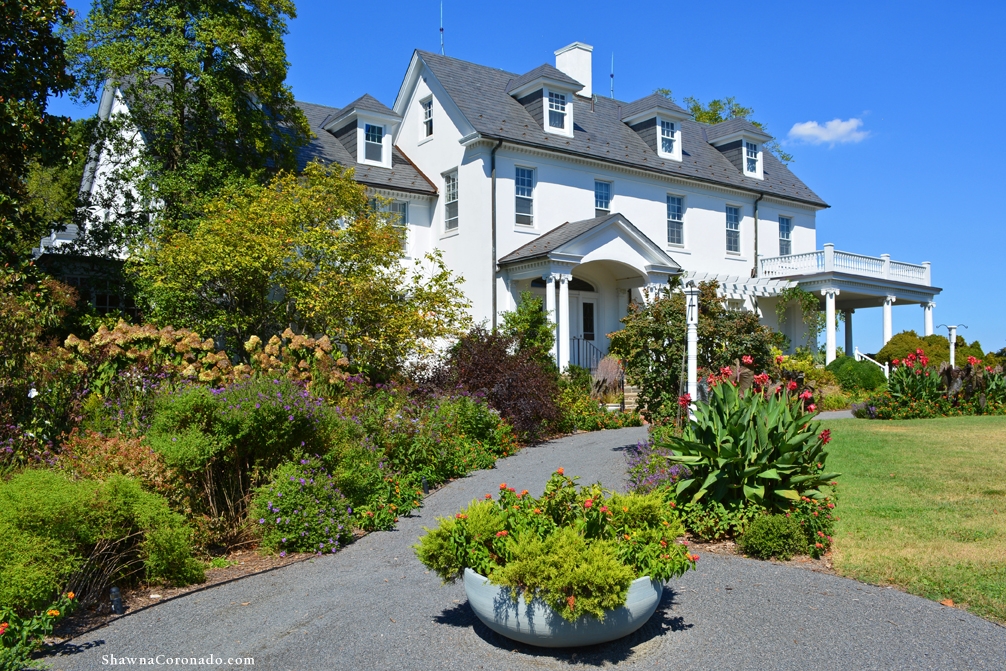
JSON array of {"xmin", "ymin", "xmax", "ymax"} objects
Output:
[{"xmin": 28, "ymin": 388, "xmax": 39, "ymax": 399}]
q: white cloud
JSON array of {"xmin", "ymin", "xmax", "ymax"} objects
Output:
[{"xmin": 787, "ymin": 118, "xmax": 869, "ymax": 146}]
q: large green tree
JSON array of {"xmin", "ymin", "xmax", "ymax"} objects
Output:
[
  {"xmin": 0, "ymin": 0, "xmax": 77, "ymax": 262},
  {"xmin": 66, "ymin": 0, "xmax": 312, "ymax": 252},
  {"xmin": 133, "ymin": 162, "xmax": 471, "ymax": 380}
]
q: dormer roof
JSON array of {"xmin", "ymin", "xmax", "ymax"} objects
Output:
[
  {"xmin": 296, "ymin": 100, "xmax": 436, "ymax": 196},
  {"xmin": 704, "ymin": 117, "xmax": 773, "ymax": 145},
  {"xmin": 620, "ymin": 94, "xmax": 691, "ymax": 124},
  {"xmin": 321, "ymin": 93, "xmax": 401, "ymax": 131},
  {"xmin": 506, "ymin": 63, "xmax": 584, "ymax": 98}
]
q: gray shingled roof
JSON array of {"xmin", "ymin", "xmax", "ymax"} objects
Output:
[
  {"xmin": 416, "ymin": 50, "xmax": 826, "ymax": 208},
  {"xmin": 619, "ymin": 93, "xmax": 690, "ymax": 120},
  {"xmin": 336, "ymin": 93, "xmax": 399, "ymax": 119},
  {"xmin": 296, "ymin": 100, "xmax": 436, "ymax": 195},
  {"xmin": 704, "ymin": 117, "xmax": 772, "ymax": 143},
  {"xmin": 506, "ymin": 63, "xmax": 583, "ymax": 94},
  {"xmin": 498, "ymin": 212, "xmax": 681, "ymax": 270}
]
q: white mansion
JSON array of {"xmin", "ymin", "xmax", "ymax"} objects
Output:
[{"xmin": 58, "ymin": 43, "xmax": 940, "ymax": 369}]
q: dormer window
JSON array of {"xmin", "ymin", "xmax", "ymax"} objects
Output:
[
  {"xmin": 365, "ymin": 124, "xmax": 384, "ymax": 162},
  {"xmin": 743, "ymin": 140, "xmax": 763, "ymax": 179},
  {"xmin": 660, "ymin": 120, "xmax": 676, "ymax": 153},
  {"xmin": 548, "ymin": 92, "xmax": 567, "ymax": 130}
]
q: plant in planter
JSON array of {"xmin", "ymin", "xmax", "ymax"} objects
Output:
[{"xmin": 415, "ymin": 471, "xmax": 696, "ymax": 647}]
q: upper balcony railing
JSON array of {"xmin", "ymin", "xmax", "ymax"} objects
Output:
[{"xmin": 759, "ymin": 243, "xmax": 931, "ymax": 286}]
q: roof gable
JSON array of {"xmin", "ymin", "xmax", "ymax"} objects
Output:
[{"xmin": 506, "ymin": 63, "xmax": 583, "ymax": 98}]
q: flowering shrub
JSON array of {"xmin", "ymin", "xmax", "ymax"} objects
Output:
[
  {"xmin": 58, "ymin": 429, "xmax": 178, "ymax": 502},
  {"xmin": 146, "ymin": 375, "xmax": 330, "ymax": 540},
  {"xmin": 859, "ymin": 348, "xmax": 1006, "ymax": 419},
  {"xmin": 625, "ymin": 440, "xmax": 691, "ymax": 493},
  {"xmin": 415, "ymin": 470, "xmax": 696, "ymax": 622},
  {"xmin": 251, "ymin": 457, "xmax": 354, "ymax": 556},
  {"xmin": 0, "ymin": 591, "xmax": 77, "ymax": 670}
]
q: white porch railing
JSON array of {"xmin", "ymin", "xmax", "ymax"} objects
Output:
[{"xmin": 759, "ymin": 243, "xmax": 931, "ymax": 286}]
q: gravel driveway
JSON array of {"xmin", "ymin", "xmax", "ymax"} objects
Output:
[{"xmin": 47, "ymin": 427, "xmax": 1006, "ymax": 671}]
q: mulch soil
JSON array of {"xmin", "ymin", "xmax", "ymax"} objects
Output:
[{"xmin": 686, "ymin": 536, "xmax": 836, "ymax": 574}]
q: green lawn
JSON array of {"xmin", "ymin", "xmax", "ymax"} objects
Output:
[{"xmin": 824, "ymin": 416, "xmax": 1006, "ymax": 622}]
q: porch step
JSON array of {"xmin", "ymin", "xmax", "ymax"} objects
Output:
[{"xmin": 623, "ymin": 385, "xmax": 640, "ymax": 411}]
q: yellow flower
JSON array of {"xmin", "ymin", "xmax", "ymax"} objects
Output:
[
  {"xmin": 66, "ymin": 592, "xmax": 75, "ymax": 600},
  {"xmin": 47, "ymin": 609, "xmax": 60, "ymax": 617}
]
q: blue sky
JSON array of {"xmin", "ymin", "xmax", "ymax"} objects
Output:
[{"xmin": 50, "ymin": 0, "xmax": 1006, "ymax": 355}]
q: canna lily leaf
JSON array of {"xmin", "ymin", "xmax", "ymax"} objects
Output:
[
  {"xmin": 774, "ymin": 489, "xmax": 800, "ymax": 500},
  {"xmin": 757, "ymin": 468, "xmax": 781, "ymax": 480}
]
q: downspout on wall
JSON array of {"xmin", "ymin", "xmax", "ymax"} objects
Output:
[{"xmin": 490, "ymin": 139, "xmax": 504, "ymax": 329}]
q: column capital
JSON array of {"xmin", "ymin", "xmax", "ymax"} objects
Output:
[
  {"xmin": 820, "ymin": 288, "xmax": 840, "ymax": 297},
  {"xmin": 883, "ymin": 295, "xmax": 897, "ymax": 305},
  {"xmin": 558, "ymin": 273, "xmax": 572, "ymax": 284},
  {"xmin": 921, "ymin": 301, "xmax": 935, "ymax": 309},
  {"xmin": 542, "ymin": 272, "xmax": 557, "ymax": 283}
]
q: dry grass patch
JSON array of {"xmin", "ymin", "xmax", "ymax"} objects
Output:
[{"xmin": 824, "ymin": 416, "xmax": 1006, "ymax": 622}]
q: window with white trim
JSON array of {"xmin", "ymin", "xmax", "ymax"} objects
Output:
[
  {"xmin": 744, "ymin": 141, "xmax": 759, "ymax": 176},
  {"xmin": 421, "ymin": 98, "xmax": 433, "ymax": 137},
  {"xmin": 660, "ymin": 120, "xmax": 676, "ymax": 154},
  {"xmin": 515, "ymin": 167, "xmax": 534, "ymax": 226},
  {"xmin": 594, "ymin": 180, "xmax": 611, "ymax": 217},
  {"xmin": 444, "ymin": 171, "xmax": 459, "ymax": 232},
  {"xmin": 666, "ymin": 195, "xmax": 683, "ymax": 246},
  {"xmin": 548, "ymin": 91, "xmax": 567, "ymax": 130},
  {"xmin": 364, "ymin": 124, "xmax": 383, "ymax": 162},
  {"xmin": 726, "ymin": 205, "xmax": 741, "ymax": 253},
  {"xmin": 390, "ymin": 201, "xmax": 409, "ymax": 254},
  {"xmin": 779, "ymin": 216, "xmax": 792, "ymax": 256}
]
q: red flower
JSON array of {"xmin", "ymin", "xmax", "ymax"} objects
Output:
[
  {"xmin": 754, "ymin": 373, "xmax": 770, "ymax": 386},
  {"xmin": 556, "ymin": 467, "xmax": 564, "ymax": 476},
  {"xmin": 819, "ymin": 429, "xmax": 832, "ymax": 445},
  {"xmin": 0, "ymin": 622, "xmax": 8, "ymax": 636},
  {"xmin": 678, "ymin": 393, "xmax": 691, "ymax": 408},
  {"xmin": 584, "ymin": 499, "xmax": 593, "ymax": 508},
  {"xmin": 892, "ymin": 358, "xmax": 901, "ymax": 366},
  {"xmin": 742, "ymin": 355, "xmax": 754, "ymax": 365},
  {"xmin": 807, "ymin": 404, "xmax": 817, "ymax": 412},
  {"xmin": 800, "ymin": 390, "xmax": 813, "ymax": 401},
  {"xmin": 520, "ymin": 489, "xmax": 529, "ymax": 497},
  {"xmin": 967, "ymin": 355, "xmax": 979, "ymax": 366},
  {"xmin": 720, "ymin": 366, "xmax": 733, "ymax": 377},
  {"xmin": 499, "ymin": 483, "xmax": 507, "ymax": 490},
  {"xmin": 484, "ymin": 494, "xmax": 492, "ymax": 499},
  {"xmin": 496, "ymin": 530, "xmax": 508, "ymax": 537},
  {"xmin": 787, "ymin": 380, "xmax": 798, "ymax": 392},
  {"xmin": 916, "ymin": 348, "xmax": 925, "ymax": 356},
  {"xmin": 775, "ymin": 355, "xmax": 784, "ymax": 365}
]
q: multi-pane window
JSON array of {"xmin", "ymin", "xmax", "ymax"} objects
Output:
[
  {"xmin": 660, "ymin": 120, "xmax": 676, "ymax": 154},
  {"xmin": 666, "ymin": 195, "xmax": 684, "ymax": 246},
  {"xmin": 390, "ymin": 201, "xmax": 409, "ymax": 253},
  {"xmin": 421, "ymin": 99, "xmax": 433, "ymax": 137},
  {"xmin": 779, "ymin": 216, "xmax": 792, "ymax": 256},
  {"xmin": 594, "ymin": 180, "xmax": 611, "ymax": 217},
  {"xmin": 515, "ymin": 167, "xmax": 534, "ymax": 226},
  {"xmin": 365, "ymin": 124, "xmax": 383, "ymax": 161},
  {"xmin": 444, "ymin": 171, "xmax": 459, "ymax": 231},
  {"xmin": 745, "ymin": 141, "xmax": 758, "ymax": 173},
  {"xmin": 548, "ymin": 92, "xmax": 567, "ymax": 129},
  {"xmin": 726, "ymin": 205, "xmax": 741, "ymax": 253}
]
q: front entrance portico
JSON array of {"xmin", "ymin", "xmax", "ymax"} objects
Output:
[{"xmin": 498, "ymin": 213, "xmax": 681, "ymax": 370}]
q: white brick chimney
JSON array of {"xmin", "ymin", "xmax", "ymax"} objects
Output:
[{"xmin": 555, "ymin": 42, "xmax": 593, "ymax": 97}]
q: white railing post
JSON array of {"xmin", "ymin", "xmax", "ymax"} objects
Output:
[
  {"xmin": 684, "ymin": 283, "xmax": 700, "ymax": 420},
  {"xmin": 823, "ymin": 243, "xmax": 834, "ymax": 272},
  {"xmin": 881, "ymin": 253, "xmax": 891, "ymax": 279},
  {"xmin": 855, "ymin": 347, "xmax": 890, "ymax": 379},
  {"xmin": 922, "ymin": 261, "xmax": 931, "ymax": 286}
]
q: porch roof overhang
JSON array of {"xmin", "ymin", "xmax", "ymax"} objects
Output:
[
  {"xmin": 791, "ymin": 272, "xmax": 942, "ymax": 310},
  {"xmin": 498, "ymin": 213, "xmax": 681, "ymax": 285}
]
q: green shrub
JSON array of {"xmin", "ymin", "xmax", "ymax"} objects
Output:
[
  {"xmin": 0, "ymin": 471, "xmax": 202, "ymax": 613},
  {"xmin": 874, "ymin": 330, "xmax": 985, "ymax": 367},
  {"xmin": 739, "ymin": 514, "xmax": 805, "ymax": 560},
  {"xmin": 415, "ymin": 471, "xmax": 696, "ymax": 622},
  {"xmin": 499, "ymin": 291, "xmax": 556, "ymax": 372},
  {"xmin": 674, "ymin": 499, "xmax": 763, "ymax": 541},
  {"xmin": 826, "ymin": 356, "xmax": 886, "ymax": 392},
  {"xmin": 658, "ymin": 381, "xmax": 839, "ymax": 511},
  {"xmin": 556, "ymin": 383, "xmax": 642, "ymax": 433},
  {"xmin": 251, "ymin": 458, "xmax": 354, "ymax": 555},
  {"xmin": 146, "ymin": 375, "xmax": 330, "ymax": 537}
]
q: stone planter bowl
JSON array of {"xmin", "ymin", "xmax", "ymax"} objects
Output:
[{"xmin": 463, "ymin": 568, "xmax": 663, "ymax": 648}]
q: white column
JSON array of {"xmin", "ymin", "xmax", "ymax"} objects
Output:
[
  {"xmin": 844, "ymin": 309, "xmax": 854, "ymax": 357},
  {"xmin": 558, "ymin": 274, "xmax": 570, "ymax": 372},
  {"xmin": 923, "ymin": 302, "xmax": 934, "ymax": 336},
  {"xmin": 948, "ymin": 325, "xmax": 957, "ymax": 367},
  {"xmin": 684, "ymin": 284, "xmax": 700, "ymax": 417},
  {"xmin": 882, "ymin": 295, "xmax": 896, "ymax": 345},
  {"xmin": 822, "ymin": 289, "xmax": 839, "ymax": 364},
  {"xmin": 544, "ymin": 274, "xmax": 557, "ymax": 366}
]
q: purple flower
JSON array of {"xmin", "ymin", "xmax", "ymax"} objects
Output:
[{"xmin": 259, "ymin": 518, "xmax": 265, "ymax": 524}]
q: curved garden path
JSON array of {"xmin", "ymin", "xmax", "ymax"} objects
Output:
[{"xmin": 49, "ymin": 427, "xmax": 1006, "ymax": 670}]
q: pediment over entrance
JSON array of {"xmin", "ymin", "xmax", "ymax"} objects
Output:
[{"xmin": 498, "ymin": 213, "xmax": 681, "ymax": 283}]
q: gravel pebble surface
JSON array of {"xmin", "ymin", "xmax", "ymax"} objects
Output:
[{"xmin": 48, "ymin": 426, "xmax": 1006, "ymax": 671}]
